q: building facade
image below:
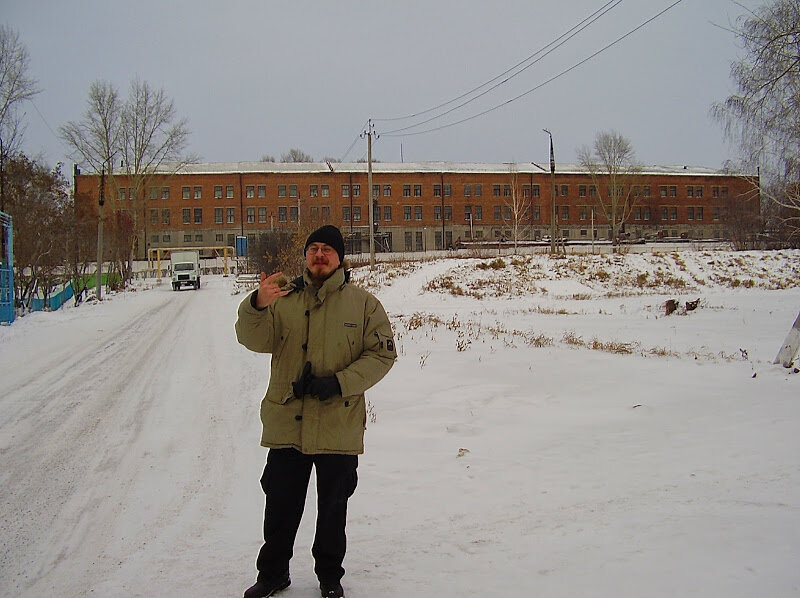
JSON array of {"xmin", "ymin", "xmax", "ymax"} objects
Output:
[{"xmin": 73, "ymin": 161, "xmax": 759, "ymax": 257}]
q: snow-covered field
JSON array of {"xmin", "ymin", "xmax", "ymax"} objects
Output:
[{"xmin": 1, "ymin": 249, "xmax": 799, "ymax": 598}]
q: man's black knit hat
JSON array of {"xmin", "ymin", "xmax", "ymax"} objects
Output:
[{"xmin": 304, "ymin": 225, "xmax": 345, "ymax": 262}]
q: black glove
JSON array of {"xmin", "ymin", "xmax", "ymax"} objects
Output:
[
  {"xmin": 308, "ymin": 375, "xmax": 341, "ymax": 401},
  {"xmin": 292, "ymin": 361, "xmax": 313, "ymax": 398}
]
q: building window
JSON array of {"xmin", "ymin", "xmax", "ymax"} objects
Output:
[
  {"xmin": 493, "ymin": 184, "xmax": 501, "ymax": 197},
  {"xmin": 696, "ymin": 207, "xmax": 704, "ymax": 220},
  {"xmin": 215, "ymin": 207, "xmax": 223, "ymax": 224},
  {"xmin": 246, "ymin": 185, "xmax": 254, "ymax": 198},
  {"xmin": 182, "ymin": 208, "xmax": 191, "ymax": 224},
  {"xmin": 257, "ymin": 185, "xmax": 266, "ymax": 198},
  {"xmin": 415, "ymin": 231, "xmax": 423, "ymax": 251},
  {"xmin": 405, "ymin": 231, "xmax": 413, "ymax": 251},
  {"xmin": 712, "ymin": 186, "xmax": 720, "ymax": 198},
  {"xmin": 713, "ymin": 207, "xmax": 721, "ymax": 220},
  {"xmin": 494, "ymin": 205, "xmax": 501, "ymax": 220},
  {"xmin": 373, "ymin": 184, "xmax": 380, "ymax": 198},
  {"xmin": 342, "ymin": 206, "xmax": 350, "ymax": 221},
  {"xmin": 532, "ymin": 184, "xmax": 540, "ymax": 197},
  {"xmin": 434, "ymin": 184, "xmax": 441, "ymax": 197},
  {"xmin": 258, "ymin": 207, "xmax": 267, "ymax": 223},
  {"xmin": 687, "ymin": 186, "xmax": 694, "ymax": 198},
  {"xmin": 226, "ymin": 185, "xmax": 234, "ymax": 199},
  {"xmin": 444, "ymin": 205, "xmax": 452, "ymax": 220},
  {"xmin": 560, "ymin": 185, "xmax": 568, "ymax": 197},
  {"xmin": 696, "ymin": 186, "xmax": 703, "ymax": 198},
  {"xmin": 445, "ymin": 184, "xmax": 452, "ymax": 197},
  {"xmin": 214, "ymin": 185, "xmax": 222, "ymax": 199},
  {"xmin": 194, "ymin": 186, "xmax": 202, "ymax": 199},
  {"xmin": 149, "ymin": 186, "xmax": 158, "ymax": 200},
  {"xmin": 289, "ymin": 206, "xmax": 298, "ymax": 221},
  {"xmin": 246, "ymin": 207, "xmax": 255, "ymax": 223},
  {"xmin": 278, "ymin": 206, "xmax": 287, "ymax": 222},
  {"xmin": 278, "ymin": 185, "xmax": 287, "ymax": 198},
  {"xmin": 353, "ymin": 205, "xmax": 361, "ymax": 221},
  {"xmin": 670, "ymin": 207, "xmax": 678, "ymax": 220},
  {"xmin": 289, "ymin": 184, "xmax": 298, "ymax": 198},
  {"xmin": 561, "ymin": 205, "xmax": 569, "ymax": 220},
  {"xmin": 413, "ymin": 185, "xmax": 422, "ymax": 197},
  {"xmin": 226, "ymin": 207, "xmax": 235, "ymax": 223},
  {"xmin": 352, "ymin": 184, "xmax": 360, "ymax": 197},
  {"xmin": 118, "ymin": 188, "xmax": 126, "ymax": 201},
  {"xmin": 194, "ymin": 208, "xmax": 203, "ymax": 224},
  {"xmin": 434, "ymin": 205, "xmax": 442, "ymax": 220},
  {"xmin": 464, "ymin": 184, "xmax": 472, "ymax": 197},
  {"xmin": 163, "ymin": 234, "xmax": 171, "ymax": 243},
  {"xmin": 215, "ymin": 233, "xmax": 223, "ymax": 242},
  {"xmin": 184, "ymin": 234, "xmax": 192, "ymax": 243},
  {"xmin": 182, "ymin": 186, "xmax": 190, "ymax": 200},
  {"xmin": 404, "ymin": 205, "xmax": 411, "ymax": 221},
  {"xmin": 384, "ymin": 206, "xmax": 392, "ymax": 220},
  {"xmin": 384, "ymin": 185, "xmax": 391, "ymax": 197},
  {"xmin": 687, "ymin": 206, "xmax": 695, "ymax": 220},
  {"xmin": 530, "ymin": 205, "xmax": 538, "ymax": 220},
  {"xmin": 310, "ymin": 184, "xmax": 318, "ymax": 197},
  {"xmin": 721, "ymin": 186, "xmax": 728, "ymax": 198},
  {"xmin": 474, "ymin": 184, "xmax": 482, "ymax": 197},
  {"xmin": 150, "ymin": 209, "xmax": 158, "ymax": 225},
  {"xmin": 162, "ymin": 209, "xmax": 170, "ymax": 225},
  {"xmin": 579, "ymin": 185, "xmax": 587, "ymax": 197},
  {"xmin": 403, "ymin": 184, "xmax": 411, "ymax": 197},
  {"xmin": 643, "ymin": 186, "xmax": 651, "ymax": 197},
  {"xmin": 342, "ymin": 185, "xmax": 350, "ymax": 197},
  {"xmin": 660, "ymin": 186, "xmax": 668, "ymax": 198},
  {"xmin": 669, "ymin": 186, "xmax": 677, "ymax": 197},
  {"xmin": 661, "ymin": 206, "xmax": 669, "ymax": 221},
  {"xmin": 195, "ymin": 233, "xmax": 203, "ymax": 242},
  {"xmin": 321, "ymin": 206, "xmax": 330, "ymax": 219},
  {"xmin": 414, "ymin": 205, "xmax": 422, "ymax": 220}
]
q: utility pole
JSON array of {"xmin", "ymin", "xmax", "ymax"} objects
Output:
[
  {"xmin": 97, "ymin": 166, "xmax": 106, "ymax": 300},
  {"xmin": 363, "ymin": 120, "xmax": 377, "ymax": 269},
  {"xmin": 544, "ymin": 129, "xmax": 557, "ymax": 254}
]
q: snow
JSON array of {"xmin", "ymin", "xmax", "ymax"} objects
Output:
[{"xmin": 1, "ymin": 249, "xmax": 799, "ymax": 598}]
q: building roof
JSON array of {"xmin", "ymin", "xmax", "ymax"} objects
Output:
[
  {"xmin": 77, "ymin": 161, "xmax": 753, "ymax": 177},
  {"xmin": 166, "ymin": 161, "xmax": 747, "ymax": 177}
]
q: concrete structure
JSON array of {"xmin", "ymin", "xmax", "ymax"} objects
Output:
[{"xmin": 73, "ymin": 161, "xmax": 760, "ymax": 257}]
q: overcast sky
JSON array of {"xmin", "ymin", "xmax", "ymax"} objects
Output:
[{"xmin": 5, "ymin": 0, "xmax": 764, "ymax": 171}]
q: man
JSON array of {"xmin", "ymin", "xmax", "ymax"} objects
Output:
[{"xmin": 235, "ymin": 225, "xmax": 397, "ymax": 598}]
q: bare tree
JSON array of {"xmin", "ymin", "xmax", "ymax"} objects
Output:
[
  {"xmin": 4, "ymin": 155, "xmax": 70, "ymax": 311},
  {"xmin": 120, "ymin": 78, "xmax": 193, "ymax": 271},
  {"xmin": 280, "ymin": 148, "xmax": 314, "ymax": 163},
  {"xmin": 0, "ymin": 24, "xmax": 40, "ymax": 213},
  {"xmin": 504, "ymin": 164, "xmax": 529, "ymax": 252},
  {"xmin": 260, "ymin": 154, "xmax": 276, "ymax": 162},
  {"xmin": 712, "ymin": 0, "xmax": 800, "ymax": 241},
  {"xmin": 577, "ymin": 131, "xmax": 642, "ymax": 246}
]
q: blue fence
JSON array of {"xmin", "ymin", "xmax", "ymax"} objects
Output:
[
  {"xmin": 31, "ymin": 282, "xmax": 74, "ymax": 312},
  {"xmin": 1, "ymin": 212, "xmax": 13, "ymax": 324}
]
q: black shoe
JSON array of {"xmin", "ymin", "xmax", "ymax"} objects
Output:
[
  {"xmin": 320, "ymin": 580, "xmax": 344, "ymax": 598},
  {"xmin": 243, "ymin": 573, "xmax": 291, "ymax": 598}
]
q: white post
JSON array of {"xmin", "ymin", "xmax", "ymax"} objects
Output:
[{"xmin": 774, "ymin": 309, "xmax": 800, "ymax": 368}]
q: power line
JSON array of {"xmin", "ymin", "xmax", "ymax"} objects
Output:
[
  {"xmin": 373, "ymin": 0, "xmax": 620, "ymax": 126},
  {"xmin": 382, "ymin": 0, "xmax": 685, "ymax": 139}
]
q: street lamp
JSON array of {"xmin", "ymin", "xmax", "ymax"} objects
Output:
[{"xmin": 543, "ymin": 129, "xmax": 557, "ymax": 254}]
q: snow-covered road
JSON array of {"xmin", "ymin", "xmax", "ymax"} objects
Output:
[{"xmin": 0, "ymin": 278, "xmax": 267, "ymax": 596}]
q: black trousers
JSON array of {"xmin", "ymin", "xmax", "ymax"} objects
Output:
[{"xmin": 256, "ymin": 448, "xmax": 358, "ymax": 584}]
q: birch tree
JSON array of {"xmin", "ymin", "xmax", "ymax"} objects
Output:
[
  {"xmin": 577, "ymin": 131, "xmax": 642, "ymax": 246},
  {"xmin": 712, "ymin": 0, "xmax": 800, "ymax": 244},
  {"xmin": 0, "ymin": 25, "xmax": 40, "ymax": 213}
]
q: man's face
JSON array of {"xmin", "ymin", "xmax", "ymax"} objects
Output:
[{"xmin": 305, "ymin": 242, "xmax": 341, "ymax": 282}]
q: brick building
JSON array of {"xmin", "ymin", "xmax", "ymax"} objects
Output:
[{"xmin": 73, "ymin": 161, "xmax": 759, "ymax": 257}]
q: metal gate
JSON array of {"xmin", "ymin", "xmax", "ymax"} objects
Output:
[{"xmin": 1, "ymin": 211, "xmax": 14, "ymax": 324}]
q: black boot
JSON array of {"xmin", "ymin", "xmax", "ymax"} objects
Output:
[
  {"xmin": 243, "ymin": 572, "xmax": 290, "ymax": 598},
  {"xmin": 320, "ymin": 580, "xmax": 344, "ymax": 598}
]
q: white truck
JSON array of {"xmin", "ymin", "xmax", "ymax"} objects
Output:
[{"xmin": 170, "ymin": 250, "xmax": 201, "ymax": 290}]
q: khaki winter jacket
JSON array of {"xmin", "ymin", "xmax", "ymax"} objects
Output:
[{"xmin": 235, "ymin": 266, "xmax": 397, "ymax": 455}]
